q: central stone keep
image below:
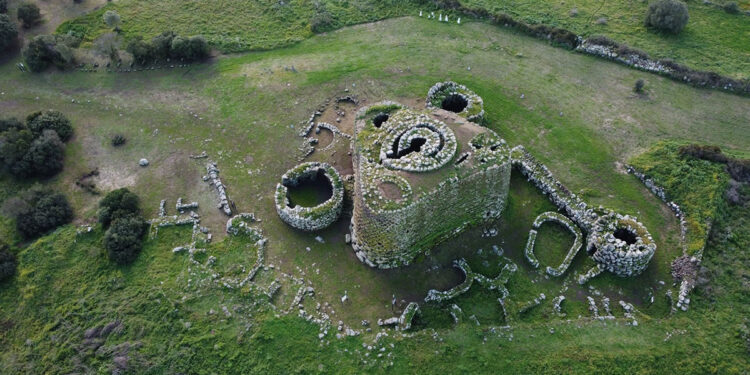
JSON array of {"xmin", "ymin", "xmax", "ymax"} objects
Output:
[{"xmin": 350, "ymin": 102, "xmax": 512, "ymax": 268}]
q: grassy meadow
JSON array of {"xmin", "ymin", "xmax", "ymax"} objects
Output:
[{"xmin": 0, "ymin": 15, "xmax": 749, "ymax": 373}]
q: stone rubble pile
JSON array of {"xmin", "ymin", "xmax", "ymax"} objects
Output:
[{"xmin": 205, "ymin": 162, "xmax": 233, "ymax": 216}]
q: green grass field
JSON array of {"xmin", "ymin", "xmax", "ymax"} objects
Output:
[
  {"xmin": 1, "ymin": 15, "xmax": 749, "ymax": 374},
  {"xmin": 56, "ymin": 0, "xmax": 750, "ymax": 80}
]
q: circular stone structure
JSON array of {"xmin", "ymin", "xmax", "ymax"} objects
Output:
[
  {"xmin": 275, "ymin": 162, "xmax": 344, "ymax": 231},
  {"xmin": 586, "ymin": 212, "xmax": 656, "ymax": 277},
  {"xmin": 379, "ymin": 111, "xmax": 457, "ymax": 173},
  {"xmin": 426, "ymin": 81, "xmax": 484, "ymax": 122}
]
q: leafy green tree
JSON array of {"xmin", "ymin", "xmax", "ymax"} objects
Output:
[
  {"xmin": 26, "ymin": 110, "xmax": 73, "ymax": 141},
  {"xmin": 0, "ymin": 13, "xmax": 17, "ymax": 51},
  {"xmin": 170, "ymin": 35, "xmax": 209, "ymax": 61},
  {"xmin": 21, "ymin": 130, "xmax": 65, "ymax": 177},
  {"xmin": 150, "ymin": 31, "xmax": 176, "ymax": 60},
  {"xmin": 23, "ymin": 34, "xmax": 77, "ymax": 72},
  {"xmin": 98, "ymin": 188, "xmax": 141, "ymax": 228},
  {"xmin": 16, "ymin": 2, "xmax": 40, "ymax": 28},
  {"xmin": 126, "ymin": 37, "xmax": 154, "ymax": 65},
  {"xmin": 0, "ymin": 117, "xmax": 23, "ymax": 132},
  {"xmin": 0, "ymin": 0, "xmax": 8, "ymax": 14},
  {"xmin": 14, "ymin": 187, "xmax": 73, "ymax": 239},
  {"xmin": 645, "ymin": 0, "xmax": 689, "ymax": 34},
  {"xmin": 104, "ymin": 216, "xmax": 146, "ymax": 265}
]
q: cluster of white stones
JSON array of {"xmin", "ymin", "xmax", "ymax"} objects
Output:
[
  {"xmin": 587, "ymin": 212, "xmax": 656, "ymax": 277},
  {"xmin": 518, "ymin": 293, "xmax": 546, "ymax": 314},
  {"xmin": 379, "ymin": 112, "xmax": 457, "ymax": 173},
  {"xmin": 275, "ymin": 162, "xmax": 344, "ymax": 231},
  {"xmin": 426, "ymin": 81, "xmax": 485, "ymax": 122}
]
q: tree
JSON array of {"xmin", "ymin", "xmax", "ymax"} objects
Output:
[
  {"xmin": 26, "ymin": 110, "xmax": 73, "ymax": 141},
  {"xmin": 0, "ymin": 0, "xmax": 8, "ymax": 14},
  {"xmin": 0, "ymin": 126, "xmax": 34, "ymax": 176},
  {"xmin": 0, "ymin": 117, "xmax": 23, "ymax": 132},
  {"xmin": 0, "ymin": 243, "xmax": 16, "ymax": 282},
  {"xmin": 104, "ymin": 216, "xmax": 146, "ymax": 265},
  {"xmin": 170, "ymin": 35, "xmax": 209, "ymax": 61},
  {"xmin": 151, "ymin": 31, "xmax": 176, "ymax": 61},
  {"xmin": 0, "ymin": 13, "xmax": 17, "ymax": 51},
  {"xmin": 23, "ymin": 34, "xmax": 77, "ymax": 72},
  {"xmin": 102, "ymin": 10, "xmax": 121, "ymax": 31},
  {"xmin": 14, "ymin": 187, "xmax": 73, "ymax": 239},
  {"xmin": 21, "ymin": 130, "xmax": 65, "ymax": 177},
  {"xmin": 126, "ymin": 37, "xmax": 154, "ymax": 65},
  {"xmin": 16, "ymin": 2, "xmax": 41, "ymax": 29},
  {"xmin": 98, "ymin": 188, "xmax": 141, "ymax": 228},
  {"xmin": 645, "ymin": 0, "xmax": 689, "ymax": 34}
]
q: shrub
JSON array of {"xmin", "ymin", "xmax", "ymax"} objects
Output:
[
  {"xmin": 723, "ymin": 2, "xmax": 740, "ymax": 14},
  {"xmin": 310, "ymin": 1, "xmax": 334, "ymax": 33},
  {"xmin": 679, "ymin": 144, "xmax": 729, "ymax": 163},
  {"xmin": 727, "ymin": 159, "xmax": 750, "ymax": 183},
  {"xmin": 16, "ymin": 2, "xmax": 40, "ymax": 28},
  {"xmin": 0, "ymin": 243, "xmax": 16, "ymax": 282},
  {"xmin": 0, "ymin": 13, "xmax": 17, "ymax": 51},
  {"xmin": 104, "ymin": 216, "xmax": 146, "ymax": 265},
  {"xmin": 111, "ymin": 134, "xmax": 126, "ymax": 146},
  {"xmin": 23, "ymin": 34, "xmax": 78, "ymax": 72},
  {"xmin": 151, "ymin": 31, "xmax": 176, "ymax": 61},
  {"xmin": 645, "ymin": 0, "xmax": 689, "ymax": 34},
  {"xmin": 126, "ymin": 37, "xmax": 154, "ymax": 65},
  {"xmin": 170, "ymin": 35, "xmax": 209, "ymax": 61},
  {"xmin": 21, "ymin": 130, "xmax": 65, "ymax": 177},
  {"xmin": 0, "ymin": 0, "xmax": 7, "ymax": 14},
  {"xmin": 634, "ymin": 79, "xmax": 645, "ymax": 93},
  {"xmin": 14, "ymin": 187, "xmax": 73, "ymax": 239},
  {"xmin": 98, "ymin": 188, "xmax": 140, "ymax": 228},
  {"xmin": 102, "ymin": 10, "xmax": 120, "ymax": 30},
  {"xmin": 26, "ymin": 110, "xmax": 73, "ymax": 141}
]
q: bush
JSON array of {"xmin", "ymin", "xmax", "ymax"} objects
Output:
[
  {"xmin": 151, "ymin": 31, "xmax": 176, "ymax": 61},
  {"xmin": 310, "ymin": 1, "xmax": 335, "ymax": 33},
  {"xmin": 98, "ymin": 188, "xmax": 140, "ymax": 228},
  {"xmin": 102, "ymin": 10, "xmax": 120, "ymax": 30},
  {"xmin": 0, "ymin": 0, "xmax": 7, "ymax": 14},
  {"xmin": 679, "ymin": 144, "xmax": 729, "ymax": 163},
  {"xmin": 634, "ymin": 79, "xmax": 645, "ymax": 93},
  {"xmin": 126, "ymin": 37, "xmax": 154, "ymax": 65},
  {"xmin": 14, "ymin": 187, "xmax": 73, "ymax": 239},
  {"xmin": 0, "ymin": 126, "xmax": 34, "ymax": 175},
  {"xmin": 0, "ymin": 243, "xmax": 16, "ymax": 282},
  {"xmin": 723, "ymin": 2, "xmax": 740, "ymax": 14},
  {"xmin": 170, "ymin": 35, "xmax": 209, "ymax": 61},
  {"xmin": 26, "ymin": 110, "xmax": 73, "ymax": 141},
  {"xmin": 727, "ymin": 159, "xmax": 750, "ymax": 183},
  {"xmin": 16, "ymin": 2, "xmax": 40, "ymax": 28},
  {"xmin": 104, "ymin": 216, "xmax": 146, "ymax": 265},
  {"xmin": 23, "ymin": 34, "xmax": 78, "ymax": 72},
  {"xmin": 111, "ymin": 134, "xmax": 126, "ymax": 146},
  {"xmin": 0, "ymin": 13, "xmax": 17, "ymax": 51},
  {"xmin": 645, "ymin": 0, "xmax": 689, "ymax": 34}
]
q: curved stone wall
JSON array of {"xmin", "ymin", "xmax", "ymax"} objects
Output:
[{"xmin": 275, "ymin": 162, "xmax": 344, "ymax": 231}]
